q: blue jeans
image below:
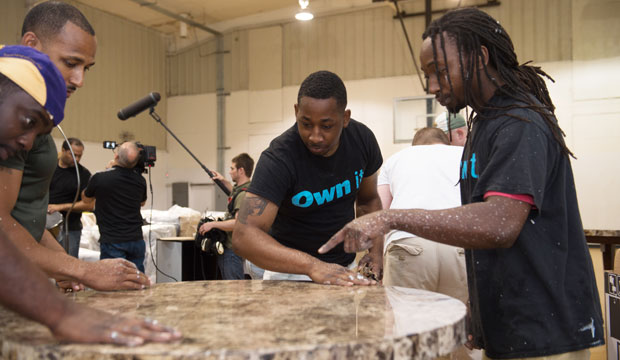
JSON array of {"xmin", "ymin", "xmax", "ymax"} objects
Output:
[
  {"xmin": 57, "ymin": 229, "xmax": 81, "ymax": 258},
  {"xmin": 217, "ymin": 247, "xmax": 244, "ymax": 280},
  {"xmin": 100, "ymin": 240, "xmax": 146, "ymax": 273}
]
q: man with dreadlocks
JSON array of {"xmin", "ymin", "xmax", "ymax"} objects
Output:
[{"xmin": 320, "ymin": 7, "xmax": 604, "ymax": 359}]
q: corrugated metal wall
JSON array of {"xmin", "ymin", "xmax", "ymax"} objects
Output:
[
  {"xmin": 167, "ymin": 34, "xmax": 227, "ymax": 95},
  {"xmin": 0, "ymin": 0, "xmax": 168, "ymax": 149},
  {"xmin": 485, "ymin": 0, "xmax": 572, "ymax": 63},
  {"xmin": 282, "ymin": 6, "xmax": 417, "ymax": 86},
  {"xmin": 167, "ymin": 0, "xmax": 573, "ymax": 95},
  {"xmin": 64, "ymin": 1, "xmax": 168, "ymax": 149},
  {"xmin": 0, "ymin": 0, "xmax": 576, "ymax": 146},
  {"xmin": 0, "ymin": 0, "xmax": 27, "ymax": 44}
]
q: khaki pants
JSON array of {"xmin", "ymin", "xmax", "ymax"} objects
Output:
[
  {"xmin": 384, "ymin": 237, "xmax": 476, "ymax": 360},
  {"xmin": 383, "ymin": 236, "xmax": 468, "ymax": 305}
]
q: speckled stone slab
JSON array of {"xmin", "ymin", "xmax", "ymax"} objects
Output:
[
  {"xmin": 0, "ymin": 281, "xmax": 466, "ymax": 359},
  {"xmin": 584, "ymin": 229, "xmax": 620, "ymax": 237}
]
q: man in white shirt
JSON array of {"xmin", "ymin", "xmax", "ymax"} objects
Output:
[
  {"xmin": 434, "ymin": 112, "xmax": 467, "ymax": 146},
  {"xmin": 378, "ymin": 127, "xmax": 467, "ymax": 304}
]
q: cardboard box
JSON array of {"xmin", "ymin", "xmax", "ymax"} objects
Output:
[{"xmin": 178, "ymin": 212, "xmax": 201, "ymax": 237}]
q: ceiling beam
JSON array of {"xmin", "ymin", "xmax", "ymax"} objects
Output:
[
  {"xmin": 392, "ymin": 0, "xmax": 501, "ymax": 19},
  {"xmin": 128, "ymin": 0, "xmax": 221, "ymax": 36}
]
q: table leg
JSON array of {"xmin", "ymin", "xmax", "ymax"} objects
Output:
[{"xmin": 602, "ymin": 244, "xmax": 615, "ymax": 271}]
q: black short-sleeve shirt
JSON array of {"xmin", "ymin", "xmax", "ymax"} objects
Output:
[
  {"xmin": 249, "ymin": 119, "xmax": 382, "ymax": 266},
  {"xmin": 460, "ymin": 92, "xmax": 604, "ymax": 358},
  {"xmin": 84, "ymin": 166, "xmax": 147, "ymax": 243},
  {"xmin": 49, "ymin": 163, "xmax": 92, "ymax": 230}
]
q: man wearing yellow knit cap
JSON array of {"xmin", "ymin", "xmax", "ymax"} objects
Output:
[
  {"xmin": 0, "ymin": 45, "xmax": 182, "ymax": 345},
  {"xmin": 0, "ymin": 44, "xmax": 65, "ymax": 160},
  {"xmin": 0, "ymin": 1, "xmax": 151, "ymax": 294}
]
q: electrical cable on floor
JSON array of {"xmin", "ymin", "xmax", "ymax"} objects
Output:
[{"xmin": 146, "ymin": 166, "xmax": 178, "ymax": 282}]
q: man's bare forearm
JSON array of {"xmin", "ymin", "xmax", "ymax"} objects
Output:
[
  {"xmin": 212, "ymin": 219, "xmax": 236, "ymax": 232},
  {"xmin": 40, "ymin": 230, "xmax": 68, "ymax": 253},
  {"xmin": 0, "ymin": 229, "xmax": 70, "ymax": 329},
  {"xmin": 0, "ymin": 215, "xmax": 86, "ymax": 281},
  {"xmin": 233, "ymin": 196, "xmax": 321, "ymax": 276},
  {"xmin": 384, "ymin": 197, "xmax": 530, "ymax": 249},
  {"xmin": 49, "ymin": 200, "xmax": 94, "ymax": 213},
  {"xmin": 233, "ymin": 222, "xmax": 320, "ymax": 275}
]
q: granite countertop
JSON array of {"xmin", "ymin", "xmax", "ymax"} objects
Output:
[
  {"xmin": 0, "ymin": 280, "xmax": 466, "ymax": 359},
  {"xmin": 584, "ymin": 229, "xmax": 620, "ymax": 237}
]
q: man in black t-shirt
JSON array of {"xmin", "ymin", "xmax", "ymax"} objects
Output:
[
  {"xmin": 48, "ymin": 137, "xmax": 92, "ymax": 258},
  {"xmin": 232, "ymin": 70, "xmax": 383, "ymax": 286},
  {"xmin": 322, "ymin": 8, "xmax": 604, "ymax": 360},
  {"xmin": 82, "ymin": 142, "xmax": 147, "ymax": 272}
]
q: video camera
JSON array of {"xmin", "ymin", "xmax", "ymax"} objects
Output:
[
  {"xmin": 103, "ymin": 140, "xmax": 157, "ymax": 173},
  {"xmin": 135, "ymin": 142, "xmax": 156, "ymax": 173}
]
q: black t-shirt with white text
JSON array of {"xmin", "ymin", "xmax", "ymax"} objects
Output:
[
  {"xmin": 460, "ymin": 91, "xmax": 604, "ymax": 358},
  {"xmin": 84, "ymin": 166, "xmax": 146, "ymax": 243},
  {"xmin": 49, "ymin": 163, "xmax": 91, "ymax": 230},
  {"xmin": 249, "ymin": 119, "xmax": 382, "ymax": 266}
]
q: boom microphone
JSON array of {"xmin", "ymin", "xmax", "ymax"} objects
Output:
[{"xmin": 118, "ymin": 92, "xmax": 161, "ymax": 120}]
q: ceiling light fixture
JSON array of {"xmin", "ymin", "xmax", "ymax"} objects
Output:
[
  {"xmin": 295, "ymin": 0, "xmax": 314, "ymax": 21},
  {"xmin": 179, "ymin": 13, "xmax": 188, "ymax": 38}
]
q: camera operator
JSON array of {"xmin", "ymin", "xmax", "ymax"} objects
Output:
[
  {"xmin": 80, "ymin": 141, "xmax": 147, "ymax": 271},
  {"xmin": 199, "ymin": 153, "xmax": 254, "ymax": 280}
]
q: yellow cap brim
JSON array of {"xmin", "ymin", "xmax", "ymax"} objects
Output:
[{"xmin": 0, "ymin": 57, "xmax": 47, "ymax": 110}]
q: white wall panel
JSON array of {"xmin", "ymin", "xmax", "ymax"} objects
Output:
[
  {"xmin": 572, "ymin": 108, "xmax": 620, "ymax": 230},
  {"xmin": 165, "ymin": 93, "xmax": 218, "ymax": 211},
  {"xmin": 248, "ymin": 89, "xmax": 283, "ymax": 124}
]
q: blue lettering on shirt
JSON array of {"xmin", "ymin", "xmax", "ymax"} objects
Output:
[
  {"xmin": 313, "ymin": 187, "xmax": 335, "ymax": 205},
  {"xmin": 291, "ymin": 170, "xmax": 360, "ymax": 208},
  {"xmin": 335, "ymin": 180, "xmax": 351, "ymax": 198},
  {"xmin": 292, "ymin": 191, "xmax": 314, "ymax": 208},
  {"xmin": 461, "ymin": 160, "xmax": 468, "ymax": 180},
  {"xmin": 461, "ymin": 153, "xmax": 479, "ymax": 180},
  {"xmin": 470, "ymin": 153, "xmax": 478, "ymax": 178}
]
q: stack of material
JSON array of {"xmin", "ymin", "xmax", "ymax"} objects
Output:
[{"xmin": 79, "ymin": 205, "xmax": 202, "ymax": 283}]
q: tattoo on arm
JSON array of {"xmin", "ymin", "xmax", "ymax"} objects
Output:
[{"xmin": 238, "ymin": 197, "xmax": 268, "ymax": 224}]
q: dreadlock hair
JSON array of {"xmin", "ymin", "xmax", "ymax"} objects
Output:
[
  {"xmin": 298, "ymin": 70, "xmax": 347, "ymax": 111},
  {"xmin": 22, "ymin": 1, "xmax": 95, "ymax": 41},
  {"xmin": 422, "ymin": 7, "xmax": 573, "ymax": 158}
]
